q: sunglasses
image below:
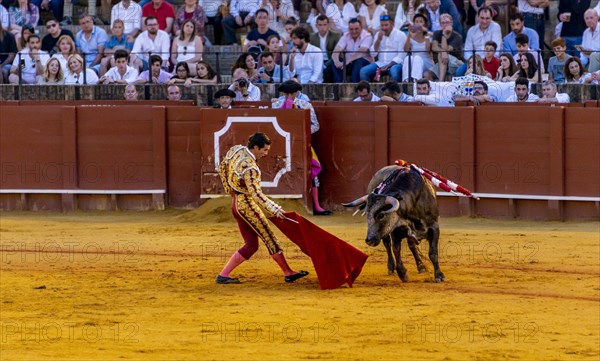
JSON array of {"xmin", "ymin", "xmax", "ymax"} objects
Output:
[
  {"xmin": 46, "ymin": 23, "xmax": 58, "ymax": 29},
  {"xmin": 183, "ymin": 46, "xmax": 187, "ymax": 56},
  {"xmin": 380, "ymin": 15, "xmax": 390, "ymax": 21}
]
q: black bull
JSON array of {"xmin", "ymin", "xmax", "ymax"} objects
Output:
[{"xmin": 343, "ymin": 165, "xmax": 445, "ymax": 282}]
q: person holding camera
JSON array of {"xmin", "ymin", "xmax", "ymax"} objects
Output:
[
  {"xmin": 9, "ymin": 34, "xmax": 49, "ymax": 84},
  {"xmin": 403, "ymin": 13, "xmax": 434, "ymax": 76},
  {"xmin": 256, "ymin": 51, "xmax": 293, "ymax": 83},
  {"xmin": 227, "ymin": 67, "xmax": 262, "ymax": 101}
]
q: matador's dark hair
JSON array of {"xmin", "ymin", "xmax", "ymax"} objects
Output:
[{"xmin": 248, "ymin": 132, "xmax": 272, "ymax": 149}]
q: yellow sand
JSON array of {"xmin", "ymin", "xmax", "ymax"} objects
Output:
[{"xmin": 1, "ymin": 199, "xmax": 598, "ymax": 360}]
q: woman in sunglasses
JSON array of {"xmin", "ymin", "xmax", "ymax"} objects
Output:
[{"xmin": 170, "ymin": 19, "xmax": 203, "ymax": 75}]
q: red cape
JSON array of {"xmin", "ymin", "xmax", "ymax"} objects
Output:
[{"xmin": 270, "ymin": 212, "xmax": 368, "ymax": 290}]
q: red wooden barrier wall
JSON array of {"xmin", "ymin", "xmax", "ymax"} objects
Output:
[{"xmin": 1, "ymin": 103, "xmax": 598, "ymax": 220}]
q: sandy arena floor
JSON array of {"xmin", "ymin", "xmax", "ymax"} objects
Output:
[{"xmin": 0, "ymin": 199, "xmax": 599, "ymax": 361}]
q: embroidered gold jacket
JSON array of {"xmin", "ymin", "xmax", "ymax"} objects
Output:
[{"xmin": 219, "ymin": 145, "xmax": 282, "ymax": 215}]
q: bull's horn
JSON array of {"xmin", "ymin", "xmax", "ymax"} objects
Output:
[
  {"xmin": 382, "ymin": 196, "xmax": 400, "ymax": 214},
  {"xmin": 342, "ymin": 195, "xmax": 368, "ymax": 207}
]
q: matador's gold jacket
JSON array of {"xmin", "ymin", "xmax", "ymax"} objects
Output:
[{"xmin": 218, "ymin": 145, "xmax": 282, "ymax": 215}]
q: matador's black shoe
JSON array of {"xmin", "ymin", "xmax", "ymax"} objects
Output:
[
  {"xmin": 313, "ymin": 210, "xmax": 333, "ymax": 216},
  {"xmin": 285, "ymin": 270, "xmax": 309, "ymax": 283},
  {"xmin": 216, "ymin": 275, "xmax": 241, "ymax": 284}
]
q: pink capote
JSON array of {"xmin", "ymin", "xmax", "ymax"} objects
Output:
[{"xmin": 270, "ymin": 212, "xmax": 368, "ymax": 290}]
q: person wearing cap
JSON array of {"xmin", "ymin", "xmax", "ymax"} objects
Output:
[
  {"xmin": 214, "ymin": 88, "xmax": 236, "ymax": 109},
  {"xmin": 275, "ymin": 77, "xmax": 309, "ymax": 102},
  {"xmin": 272, "ymin": 80, "xmax": 332, "ymax": 216},
  {"xmin": 216, "ymin": 132, "xmax": 309, "ymax": 284}
]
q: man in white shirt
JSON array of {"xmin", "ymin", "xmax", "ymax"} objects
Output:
[
  {"xmin": 99, "ymin": 49, "xmax": 139, "ymax": 84},
  {"xmin": 580, "ymin": 9, "xmax": 599, "ymax": 72},
  {"xmin": 131, "ymin": 16, "xmax": 170, "ymax": 71},
  {"xmin": 360, "ymin": 14, "xmax": 423, "ymax": 82},
  {"xmin": 289, "ymin": 26, "xmax": 323, "ymax": 84},
  {"xmin": 413, "ymin": 78, "xmax": 453, "ymax": 106},
  {"xmin": 331, "ymin": 18, "xmax": 372, "ymax": 83},
  {"xmin": 464, "ymin": 7, "xmax": 502, "ymax": 59},
  {"xmin": 353, "ymin": 80, "xmax": 380, "ymax": 102},
  {"xmin": 111, "ymin": 0, "xmax": 142, "ymax": 40},
  {"xmin": 506, "ymin": 77, "xmax": 539, "ymax": 102},
  {"xmin": 537, "ymin": 80, "xmax": 570, "ymax": 104},
  {"xmin": 228, "ymin": 68, "xmax": 262, "ymax": 101},
  {"xmin": 9, "ymin": 35, "xmax": 50, "ymax": 84}
]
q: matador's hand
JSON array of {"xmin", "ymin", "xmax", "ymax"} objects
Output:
[{"xmin": 274, "ymin": 209, "xmax": 286, "ymax": 219}]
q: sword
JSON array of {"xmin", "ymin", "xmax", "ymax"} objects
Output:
[{"xmin": 284, "ymin": 216, "xmax": 299, "ymax": 224}]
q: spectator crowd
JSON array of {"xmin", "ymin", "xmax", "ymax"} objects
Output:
[{"xmin": 0, "ymin": 0, "xmax": 599, "ymax": 103}]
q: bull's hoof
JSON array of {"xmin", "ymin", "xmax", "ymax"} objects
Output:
[
  {"xmin": 387, "ymin": 268, "xmax": 395, "ymax": 275},
  {"xmin": 434, "ymin": 272, "xmax": 445, "ymax": 282},
  {"xmin": 397, "ymin": 269, "xmax": 409, "ymax": 282},
  {"xmin": 417, "ymin": 264, "xmax": 428, "ymax": 274}
]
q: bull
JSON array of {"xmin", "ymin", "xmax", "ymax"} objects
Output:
[{"xmin": 343, "ymin": 165, "xmax": 445, "ymax": 282}]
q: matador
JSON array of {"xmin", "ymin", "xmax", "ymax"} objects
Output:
[{"xmin": 215, "ymin": 132, "xmax": 309, "ymax": 284}]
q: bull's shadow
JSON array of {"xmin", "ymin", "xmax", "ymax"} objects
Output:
[{"xmin": 343, "ymin": 165, "xmax": 445, "ymax": 283}]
